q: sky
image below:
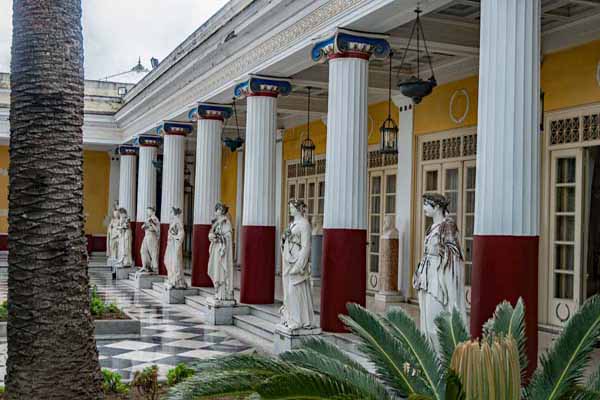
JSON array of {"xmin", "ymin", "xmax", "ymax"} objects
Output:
[{"xmin": 0, "ymin": 0, "xmax": 230, "ymax": 81}]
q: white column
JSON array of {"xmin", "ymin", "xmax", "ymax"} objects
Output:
[
  {"xmin": 193, "ymin": 119, "xmax": 223, "ymax": 225},
  {"xmin": 392, "ymin": 94, "xmax": 414, "ymax": 300},
  {"xmin": 324, "ymin": 57, "xmax": 369, "ymax": 230},
  {"xmin": 235, "ymin": 150, "xmax": 244, "ymax": 262},
  {"xmin": 475, "ymin": 0, "xmax": 540, "ymax": 236},
  {"xmin": 160, "ymin": 134, "xmax": 186, "ymax": 221},
  {"xmin": 136, "ymin": 142, "xmax": 159, "ymax": 221},
  {"xmin": 118, "ymin": 146, "xmax": 137, "ymax": 221}
]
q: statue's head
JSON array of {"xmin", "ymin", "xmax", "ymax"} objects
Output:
[
  {"xmin": 112, "ymin": 207, "xmax": 120, "ymax": 219},
  {"xmin": 288, "ymin": 199, "xmax": 307, "ymax": 217},
  {"xmin": 214, "ymin": 202, "xmax": 229, "ymax": 217},
  {"xmin": 146, "ymin": 206, "xmax": 156, "ymax": 217},
  {"xmin": 422, "ymin": 193, "xmax": 450, "ymax": 217},
  {"xmin": 171, "ymin": 207, "xmax": 182, "ymax": 218}
]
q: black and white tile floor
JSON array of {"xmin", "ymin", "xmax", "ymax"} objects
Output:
[{"xmin": 0, "ymin": 271, "xmax": 252, "ymax": 383}]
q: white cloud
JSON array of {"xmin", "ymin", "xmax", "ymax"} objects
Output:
[{"xmin": 0, "ymin": 0, "xmax": 230, "ymax": 79}]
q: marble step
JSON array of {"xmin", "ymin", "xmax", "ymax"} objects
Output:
[
  {"xmin": 151, "ymin": 282, "xmax": 167, "ymax": 293},
  {"xmin": 247, "ymin": 304, "xmax": 282, "ymax": 325},
  {"xmin": 233, "ymin": 314, "xmax": 276, "ymax": 342},
  {"xmin": 185, "ymin": 295, "xmax": 209, "ymax": 312}
]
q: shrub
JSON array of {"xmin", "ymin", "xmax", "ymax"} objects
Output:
[
  {"xmin": 167, "ymin": 363, "xmax": 195, "ymax": 386},
  {"xmin": 132, "ymin": 365, "xmax": 159, "ymax": 400},
  {"xmin": 90, "ymin": 285, "xmax": 121, "ymax": 317},
  {"xmin": 102, "ymin": 368, "xmax": 128, "ymax": 394},
  {"xmin": 0, "ymin": 300, "xmax": 7, "ymax": 321}
]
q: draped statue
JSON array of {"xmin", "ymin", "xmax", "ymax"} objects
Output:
[
  {"xmin": 140, "ymin": 206, "xmax": 160, "ymax": 274},
  {"xmin": 413, "ymin": 193, "xmax": 467, "ymax": 346},
  {"xmin": 207, "ymin": 203, "xmax": 235, "ymax": 303},
  {"xmin": 115, "ymin": 207, "xmax": 133, "ymax": 268},
  {"xmin": 164, "ymin": 207, "xmax": 187, "ymax": 289},
  {"xmin": 106, "ymin": 206, "xmax": 120, "ymax": 264}
]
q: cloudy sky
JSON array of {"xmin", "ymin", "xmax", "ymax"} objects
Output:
[{"xmin": 0, "ymin": 0, "xmax": 229, "ymax": 80}]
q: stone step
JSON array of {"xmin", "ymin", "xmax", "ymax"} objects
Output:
[
  {"xmin": 247, "ymin": 304, "xmax": 281, "ymax": 325},
  {"xmin": 151, "ymin": 281, "xmax": 166, "ymax": 293},
  {"xmin": 233, "ymin": 314, "xmax": 276, "ymax": 342},
  {"xmin": 185, "ymin": 295, "xmax": 209, "ymax": 312}
]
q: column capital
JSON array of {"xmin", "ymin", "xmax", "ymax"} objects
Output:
[
  {"xmin": 116, "ymin": 145, "xmax": 138, "ymax": 156},
  {"xmin": 234, "ymin": 74, "xmax": 292, "ymax": 99},
  {"xmin": 155, "ymin": 121, "xmax": 194, "ymax": 137},
  {"xmin": 135, "ymin": 134, "xmax": 163, "ymax": 147},
  {"xmin": 312, "ymin": 28, "xmax": 391, "ymax": 63},
  {"xmin": 188, "ymin": 102, "xmax": 233, "ymax": 122}
]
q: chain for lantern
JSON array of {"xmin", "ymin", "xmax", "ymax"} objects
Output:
[
  {"xmin": 223, "ymin": 97, "xmax": 244, "ymax": 152},
  {"xmin": 380, "ymin": 51, "xmax": 399, "ymax": 154},
  {"xmin": 300, "ymin": 87, "xmax": 316, "ymax": 168},
  {"xmin": 396, "ymin": 7, "xmax": 437, "ymax": 104}
]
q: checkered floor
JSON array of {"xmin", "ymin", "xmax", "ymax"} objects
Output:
[{"xmin": 0, "ymin": 270, "xmax": 252, "ymax": 382}]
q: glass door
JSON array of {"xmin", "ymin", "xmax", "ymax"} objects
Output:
[
  {"xmin": 442, "ymin": 162, "xmax": 462, "ymax": 229},
  {"xmin": 548, "ymin": 149, "xmax": 583, "ymax": 326},
  {"xmin": 420, "ymin": 165, "xmax": 442, "ymax": 247},
  {"xmin": 367, "ymin": 172, "xmax": 383, "ymax": 292},
  {"xmin": 462, "ymin": 161, "xmax": 476, "ymax": 308}
]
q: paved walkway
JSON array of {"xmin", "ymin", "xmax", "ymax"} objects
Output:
[{"xmin": 0, "ymin": 271, "xmax": 252, "ymax": 383}]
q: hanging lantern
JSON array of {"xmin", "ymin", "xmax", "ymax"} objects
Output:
[
  {"xmin": 396, "ymin": 8, "xmax": 437, "ymax": 104},
  {"xmin": 223, "ymin": 98, "xmax": 245, "ymax": 152},
  {"xmin": 300, "ymin": 87, "xmax": 316, "ymax": 168},
  {"xmin": 380, "ymin": 51, "xmax": 399, "ymax": 154}
]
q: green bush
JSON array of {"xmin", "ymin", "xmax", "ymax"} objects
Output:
[
  {"xmin": 167, "ymin": 363, "xmax": 195, "ymax": 386},
  {"xmin": 102, "ymin": 368, "xmax": 128, "ymax": 394},
  {"xmin": 0, "ymin": 300, "xmax": 7, "ymax": 321},
  {"xmin": 132, "ymin": 365, "xmax": 159, "ymax": 400},
  {"xmin": 90, "ymin": 285, "xmax": 121, "ymax": 317}
]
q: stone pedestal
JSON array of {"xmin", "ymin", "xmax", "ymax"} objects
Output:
[
  {"xmin": 375, "ymin": 217, "xmax": 402, "ymax": 308},
  {"xmin": 115, "ymin": 267, "xmax": 134, "ymax": 280},
  {"xmin": 273, "ymin": 325, "xmax": 322, "ymax": 354},
  {"xmin": 162, "ymin": 287, "xmax": 198, "ymax": 304},
  {"xmin": 205, "ymin": 297, "xmax": 245, "ymax": 325},
  {"xmin": 134, "ymin": 273, "xmax": 165, "ymax": 290},
  {"xmin": 310, "ymin": 234, "xmax": 323, "ymax": 286}
]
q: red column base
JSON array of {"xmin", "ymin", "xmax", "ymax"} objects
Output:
[
  {"xmin": 240, "ymin": 225, "xmax": 275, "ymax": 304},
  {"xmin": 133, "ymin": 222, "xmax": 144, "ymax": 267},
  {"xmin": 320, "ymin": 228, "xmax": 367, "ymax": 332},
  {"xmin": 471, "ymin": 235, "xmax": 539, "ymax": 377},
  {"xmin": 191, "ymin": 224, "xmax": 213, "ymax": 287},
  {"xmin": 159, "ymin": 224, "xmax": 169, "ymax": 276}
]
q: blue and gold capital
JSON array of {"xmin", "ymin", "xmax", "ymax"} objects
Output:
[
  {"xmin": 155, "ymin": 121, "xmax": 194, "ymax": 136},
  {"xmin": 135, "ymin": 134, "xmax": 163, "ymax": 147},
  {"xmin": 312, "ymin": 28, "xmax": 391, "ymax": 63},
  {"xmin": 234, "ymin": 75, "xmax": 292, "ymax": 99},
  {"xmin": 116, "ymin": 145, "xmax": 138, "ymax": 156},
  {"xmin": 188, "ymin": 103, "xmax": 233, "ymax": 122}
]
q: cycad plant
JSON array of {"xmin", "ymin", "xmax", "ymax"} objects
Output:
[{"xmin": 166, "ymin": 296, "xmax": 600, "ymax": 400}]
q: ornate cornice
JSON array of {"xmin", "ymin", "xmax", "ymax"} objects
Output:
[
  {"xmin": 234, "ymin": 75, "xmax": 292, "ymax": 99},
  {"xmin": 188, "ymin": 103, "xmax": 233, "ymax": 121},
  {"xmin": 156, "ymin": 121, "xmax": 194, "ymax": 136},
  {"xmin": 311, "ymin": 28, "xmax": 391, "ymax": 62}
]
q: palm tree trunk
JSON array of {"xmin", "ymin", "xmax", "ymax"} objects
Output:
[{"xmin": 7, "ymin": 0, "xmax": 103, "ymax": 398}]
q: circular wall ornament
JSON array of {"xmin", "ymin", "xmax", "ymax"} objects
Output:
[
  {"xmin": 449, "ymin": 89, "xmax": 470, "ymax": 124},
  {"xmin": 555, "ymin": 302, "xmax": 571, "ymax": 323},
  {"xmin": 596, "ymin": 60, "xmax": 600, "ymax": 87}
]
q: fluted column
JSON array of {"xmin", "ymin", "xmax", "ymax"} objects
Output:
[
  {"xmin": 235, "ymin": 75, "xmax": 291, "ymax": 304},
  {"xmin": 471, "ymin": 0, "xmax": 541, "ymax": 375},
  {"xmin": 157, "ymin": 121, "xmax": 193, "ymax": 275},
  {"xmin": 117, "ymin": 145, "xmax": 137, "ymax": 222},
  {"xmin": 133, "ymin": 134, "xmax": 162, "ymax": 267},
  {"xmin": 188, "ymin": 103, "xmax": 232, "ymax": 287},
  {"xmin": 312, "ymin": 29, "xmax": 390, "ymax": 331}
]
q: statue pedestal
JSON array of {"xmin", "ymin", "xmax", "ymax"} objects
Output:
[
  {"xmin": 115, "ymin": 267, "xmax": 134, "ymax": 280},
  {"xmin": 375, "ymin": 226, "xmax": 403, "ymax": 308},
  {"xmin": 273, "ymin": 325, "xmax": 322, "ymax": 354},
  {"xmin": 205, "ymin": 297, "xmax": 245, "ymax": 325},
  {"xmin": 310, "ymin": 234, "xmax": 323, "ymax": 287},
  {"xmin": 134, "ymin": 272, "xmax": 164, "ymax": 290},
  {"xmin": 161, "ymin": 286, "xmax": 198, "ymax": 304}
]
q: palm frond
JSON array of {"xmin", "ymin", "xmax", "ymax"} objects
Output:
[
  {"xmin": 526, "ymin": 295, "xmax": 600, "ymax": 400},
  {"xmin": 435, "ymin": 308, "xmax": 470, "ymax": 370},
  {"xmin": 483, "ymin": 297, "xmax": 528, "ymax": 375},
  {"xmin": 281, "ymin": 348, "xmax": 392, "ymax": 400},
  {"xmin": 339, "ymin": 303, "xmax": 430, "ymax": 397},
  {"xmin": 385, "ymin": 307, "xmax": 444, "ymax": 400},
  {"xmin": 299, "ymin": 337, "xmax": 369, "ymax": 373},
  {"xmin": 445, "ymin": 370, "xmax": 466, "ymax": 400},
  {"xmin": 572, "ymin": 363, "xmax": 600, "ymax": 400}
]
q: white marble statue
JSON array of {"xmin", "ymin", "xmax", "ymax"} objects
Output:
[
  {"xmin": 164, "ymin": 206, "xmax": 187, "ymax": 289},
  {"xmin": 115, "ymin": 207, "xmax": 133, "ymax": 268},
  {"xmin": 413, "ymin": 193, "xmax": 467, "ymax": 347},
  {"xmin": 207, "ymin": 203, "xmax": 235, "ymax": 303},
  {"xmin": 280, "ymin": 199, "xmax": 315, "ymax": 330},
  {"xmin": 140, "ymin": 206, "xmax": 160, "ymax": 273},
  {"xmin": 106, "ymin": 206, "xmax": 120, "ymax": 264}
]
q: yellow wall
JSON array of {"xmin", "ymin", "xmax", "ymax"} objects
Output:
[
  {"xmin": 83, "ymin": 150, "xmax": 110, "ymax": 235},
  {"xmin": 220, "ymin": 145, "xmax": 238, "ymax": 223}
]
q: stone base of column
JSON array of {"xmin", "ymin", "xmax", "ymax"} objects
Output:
[
  {"xmin": 273, "ymin": 325, "xmax": 322, "ymax": 354},
  {"xmin": 159, "ymin": 224, "xmax": 169, "ymax": 276},
  {"xmin": 133, "ymin": 222, "xmax": 144, "ymax": 267},
  {"xmin": 320, "ymin": 228, "xmax": 366, "ymax": 332},
  {"xmin": 191, "ymin": 224, "xmax": 213, "ymax": 287},
  {"xmin": 205, "ymin": 297, "xmax": 245, "ymax": 325},
  {"xmin": 133, "ymin": 272, "xmax": 165, "ymax": 290},
  {"xmin": 471, "ymin": 235, "xmax": 538, "ymax": 377},
  {"xmin": 115, "ymin": 267, "xmax": 134, "ymax": 280},
  {"xmin": 240, "ymin": 225, "xmax": 275, "ymax": 304}
]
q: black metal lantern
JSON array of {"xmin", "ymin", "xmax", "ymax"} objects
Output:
[
  {"xmin": 223, "ymin": 98, "xmax": 245, "ymax": 152},
  {"xmin": 380, "ymin": 52, "xmax": 399, "ymax": 154},
  {"xmin": 300, "ymin": 87, "xmax": 316, "ymax": 168},
  {"xmin": 396, "ymin": 8, "xmax": 437, "ymax": 104}
]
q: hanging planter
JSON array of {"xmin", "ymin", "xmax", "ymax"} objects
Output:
[
  {"xmin": 223, "ymin": 98, "xmax": 245, "ymax": 152},
  {"xmin": 396, "ymin": 8, "xmax": 437, "ymax": 104}
]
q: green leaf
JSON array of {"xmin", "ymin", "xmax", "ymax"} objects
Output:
[
  {"xmin": 384, "ymin": 307, "xmax": 444, "ymax": 400},
  {"xmin": 281, "ymin": 348, "xmax": 392, "ymax": 400},
  {"xmin": 299, "ymin": 337, "xmax": 369, "ymax": 373},
  {"xmin": 339, "ymin": 303, "xmax": 430, "ymax": 397},
  {"xmin": 483, "ymin": 297, "xmax": 528, "ymax": 376},
  {"xmin": 444, "ymin": 370, "xmax": 466, "ymax": 400},
  {"xmin": 526, "ymin": 295, "xmax": 600, "ymax": 400},
  {"xmin": 435, "ymin": 308, "xmax": 470, "ymax": 370}
]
